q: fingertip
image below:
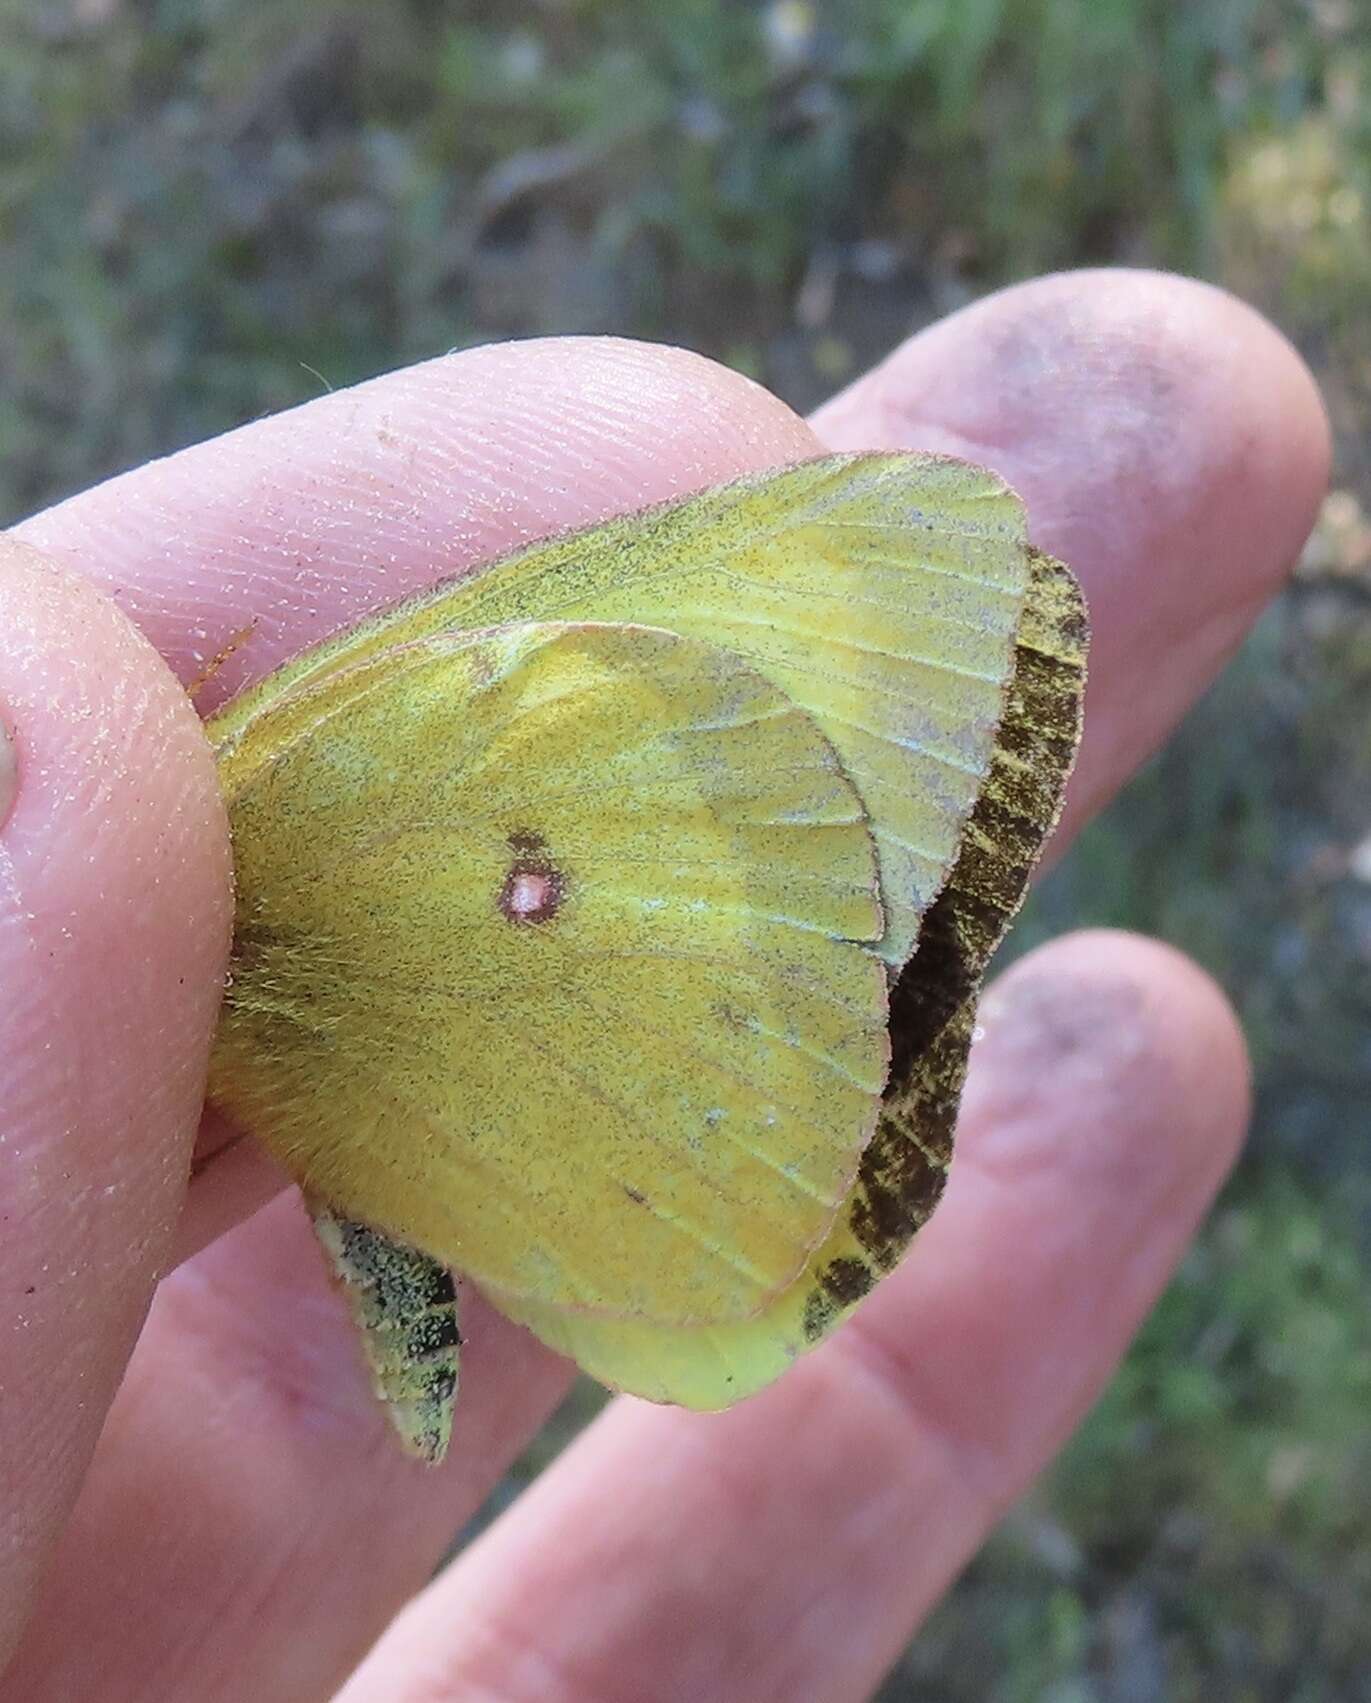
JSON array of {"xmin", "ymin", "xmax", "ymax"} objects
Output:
[
  {"xmin": 814, "ymin": 267, "xmax": 1331, "ymax": 562},
  {"xmin": 0, "ymin": 538, "xmax": 233, "ymax": 1166},
  {"xmin": 972, "ymin": 925, "xmax": 1250, "ymax": 1202},
  {"xmin": 822, "ymin": 263, "xmax": 1330, "ymax": 585},
  {"xmin": 0, "ymin": 537, "xmax": 232, "ymax": 1654},
  {"xmin": 1182, "ymin": 276, "xmax": 1334, "ymax": 584}
]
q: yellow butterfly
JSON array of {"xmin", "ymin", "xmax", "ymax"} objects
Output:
[{"xmin": 204, "ymin": 452, "xmax": 1087, "ymax": 1462}]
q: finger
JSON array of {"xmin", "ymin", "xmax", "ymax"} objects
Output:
[
  {"xmin": 0, "ymin": 342, "xmax": 825, "ymax": 1703},
  {"xmin": 0, "ymin": 541, "xmax": 230, "ymax": 1661},
  {"xmin": 335, "ymin": 932, "xmax": 1249, "ymax": 1703},
  {"xmin": 810, "ymin": 268, "xmax": 1331, "ymax": 841},
  {"xmin": 15, "ymin": 337, "xmax": 815, "ymax": 713}
]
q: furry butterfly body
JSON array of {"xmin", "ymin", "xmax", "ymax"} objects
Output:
[{"xmin": 206, "ymin": 452, "xmax": 1087, "ymax": 1461}]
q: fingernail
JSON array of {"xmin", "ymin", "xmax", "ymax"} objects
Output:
[{"xmin": 0, "ymin": 718, "xmax": 16, "ymax": 831}]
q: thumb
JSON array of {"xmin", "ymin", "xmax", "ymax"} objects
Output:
[{"xmin": 0, "ymin": 538, "xmax": 231, "ymax": 1659}]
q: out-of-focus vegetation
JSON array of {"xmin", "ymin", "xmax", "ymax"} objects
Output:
[{"xmin": 3, "ymin": 1, "xmax": 1369, "ymax": 1696}]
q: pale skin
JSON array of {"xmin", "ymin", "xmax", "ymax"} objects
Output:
[{"xmin": 0, "ymin": 269, "xmax": 1329, "ymax": 1701}]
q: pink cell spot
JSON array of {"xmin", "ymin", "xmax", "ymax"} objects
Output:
[
  {"xmin": 508, "ymin": 872, "xmax": 552, "ymax": 916},
  {"xmin": 498, "ymin": 834, "xmax": 565, "ymax": 925}
]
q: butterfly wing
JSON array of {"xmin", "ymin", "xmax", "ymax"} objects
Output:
[
  {"xmin": 489, "ymin": 548, "xmax": 1087, "ymax": 1403},
  {"xmin": 205, "ymin": 456, "xmax": 1086, "ymax": 1439},
  {"xmin": 210, "ymin": 454, "xmax": 1030, "ymax": 969},
  {"xmin": 210, "ymin": 620, "xmax": 889, "ymax": 1328},
  {"xmin": 310, "ymin": 1202, "xmax": 461, "ymax": 1462}
]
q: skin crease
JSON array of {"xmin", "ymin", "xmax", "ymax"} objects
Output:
[
  {"xmin": 0, "ymin": 719, "xmax": 16, "ymax": 827},
  {"xmin": 0, "ymin": 269, "xmax": 1329, "ymax": 1701}
]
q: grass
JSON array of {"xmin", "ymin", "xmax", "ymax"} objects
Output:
[{"xmin": 3, "ymin": 1, "xmax": 1370, "ymax": 1695}]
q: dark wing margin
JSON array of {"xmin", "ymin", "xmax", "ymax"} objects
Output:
[
  {"xmin": 309, "ymin": 1201, "xmax": 462, "ymax": 1464},
  {"xmin": 802, "ymin": 548, "xmax": 1089, "ymax": 1338}
]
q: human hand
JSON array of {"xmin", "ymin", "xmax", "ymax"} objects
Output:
[{"xmin": 0, "ymin": 269, "xmax": 1328, "ymax": 1701}]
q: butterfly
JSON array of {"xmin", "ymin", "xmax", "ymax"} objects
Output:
[{"xmin": 204, "ymin": 451, "xmax": 1087, "ymax": 1462}]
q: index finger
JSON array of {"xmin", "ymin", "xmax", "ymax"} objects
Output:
[{"xmin": 17, "ymin": 338, "xmax": 816, "ymax": 709}]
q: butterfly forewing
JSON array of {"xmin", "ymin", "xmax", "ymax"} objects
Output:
[
  {"xmin": 490, "ymin": 549, "xmax": 1087, "ymax": 1404},
  {"xmin": 209, "ymin": 455, "xmax": 1029, "ymax": 969}
]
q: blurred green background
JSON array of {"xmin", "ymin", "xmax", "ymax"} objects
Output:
[{"xmin": 4, "ymin": 1, "xmax": 1369, "ymax": 1697}]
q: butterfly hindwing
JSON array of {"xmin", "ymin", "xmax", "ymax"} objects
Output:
[
  {"xmin": 211, "ymin": 620, "xmax": 889, "ymax": 1331},
  {"xmin": 309, "ymin": 1200, "xmax": 461, "ymax": 1463}
]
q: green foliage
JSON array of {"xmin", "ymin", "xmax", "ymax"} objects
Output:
[
  {"xmin": 1068, "ymin": 1175, "xmax": 1371, "ymax": 1546},
  {"xmin": 7, "ymin": 0, "xmax": 1371, "ymax": 515},
  {"xmin": 888, "ymin": 1176, "xmax": 1371, "ymax": 1700}
]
